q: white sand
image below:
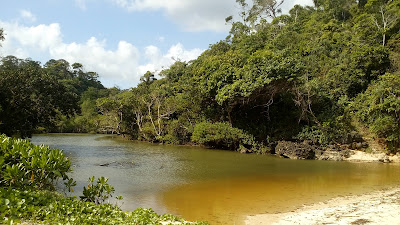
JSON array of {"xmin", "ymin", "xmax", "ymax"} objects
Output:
[
  {"xmin": 343, "ymin": 150, "xmax": 400, "ymax": 163},
  {"xmin": 246, "ymin": 188, "xmax": 400, "ymax": 225}
]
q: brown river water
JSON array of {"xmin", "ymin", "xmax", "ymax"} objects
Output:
[{"xmin": 31, "ymin": 134, "xmax": 400, "ymax": 225}]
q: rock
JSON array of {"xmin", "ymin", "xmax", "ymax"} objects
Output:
[
  {"xmin": 389, "ymin": 154, "xmax": 400, "ymax": 163},
  {"xmin": 240, "ymin": 147, "xmax": 252, "ymax": 154},
  {"xmin": 275, "ymin": 141, "xmax": 317, "ymax": 160},
  {"xmin": 314, "ymin": 149, "xmax": 324, "ymax": 159},
  {"xmin": 378, "ymin": 155, "xmax": 391, "ymax": 163},
  {"xmin": 356, "ymin": 142, "xmax": 363, "ymax": 149},
  {"xmin": 318, "ymin": 151, "xmax": 343, "ymax": 161},
  {"xmin": 317, "ymin": 147, "xmax": 350, "ymax": 161}
]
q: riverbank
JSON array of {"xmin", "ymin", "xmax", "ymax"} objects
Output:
[
  {"xmin": 245, "ymin": 187, "xmax": 400, "ymax": 225},
  {"xmin": 343, "ymin": 149, "xmax": 400, "ymax": 163}
]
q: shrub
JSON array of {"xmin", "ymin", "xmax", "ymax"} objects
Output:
[
  {"xmin": 80, "ymin": 176, "xmax": 115, "ymax": 204},
  {"xmin": 296, "ymin": 119, "xmax": 350, "ymax": 146},
  {"xmin": 191, "ymin": 121, "xmax": 254, "ymax": 150},
  {"xmin": 0, "ymin": 187, "xmax": 208, "ymax": 225},
  {"xmin": 0, "ymin": 134, "xmax": 72, "ymax": 190},
  {"xmin": 352, "ymin": 73, "xmax": 400, "ymax": 152},
  {"xmin": 0, "ymin": 135, "xmax": 209, "ymax": 224}
]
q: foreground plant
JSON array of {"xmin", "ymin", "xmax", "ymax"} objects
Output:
[
  {"xmin": 0, "ymin": 134, "xmax": 73, "ymax": 190},
  {"xmin": 0, "ymin": 187, "xmax": 208, "ymax": 225},
  {"xmin": 81, "ymin": 176, "xmax": 116, "ymax": 204},
  {"xmin": 0, "ymin": 135, "xmax": 209, "ymax": 224}
]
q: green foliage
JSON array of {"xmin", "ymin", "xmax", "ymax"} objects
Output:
[
  {"xmin": 0, "ymin": 187, "xmax": 208, "ymax": 225},
  {"xmin": 0, "ymin": 56, "xmax": 108, "ymax": 137},
  {"xmin": 0, "ymin": 57, "xmax": 79, "ymax": 137},
  {"xmin": 80, "ymin": 176, "xmax": 115, "ymax": 205},
  {"xmin": 2, "ymin": 0, "xmax": 400, "ymax": 151},
  {"xmin": 296, "ymin": 121, "xmax": 348, "ymax": 146},
  {"xmin": 0, "ymin": 135, "xmax": 207, "ymax": 224},
  {"xmin": 140, "ymin": 71, "xmax": 157, "ymax": 85},
  {"xmin": 0, "ymin": 134, "xmax": 72, "ymax": 190},
  {"xmin": 0, "ymin": 28, "xmax": 4, "ymax": 45},
  {"xmin": 191, "ymin": 121, "xmax": 253, "ymax": 151},
  {"xmin": 85, "ymin": 0, "xmax": 400, "ymax": 149},
  {"xmin": 352, "ymin": 73, "xmax": 400, "ymax": 151}
]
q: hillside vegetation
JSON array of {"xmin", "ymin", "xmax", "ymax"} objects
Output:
[{"xmin": 1, "ymin": 0, "xmax": 400, "ymax": 153}]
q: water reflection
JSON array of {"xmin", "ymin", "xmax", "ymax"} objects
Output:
[{"xmin": 31, "ymin": 134, "xmax": 400, "ymax": 225}]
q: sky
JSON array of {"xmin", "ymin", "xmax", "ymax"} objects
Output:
[{"xmin": 0, "ymin": 0, "xmax": 313, "ymax": 89}]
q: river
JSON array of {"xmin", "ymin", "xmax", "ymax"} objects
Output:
[{"xmin": 31, "ymin": 134, "xmax": 400, "ymax": 225}]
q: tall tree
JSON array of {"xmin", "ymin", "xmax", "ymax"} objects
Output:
[
  {"xmin": 140, "ymin": 71, "xmax": 157, "ymax": 85},
  {"xmin": 0, "ymin": 28, "xmax": 4, "ymax": 46},
  {"xmin": 44, "ymin": 59, "xmax": 74, "ymax": 80},
  {"xmin": 365, "ymin": 0, "xmax": 400, "ymax": 46},
  {"xmin": 249, "ymin": 0, "xmax": 285, "ymax": 21},
  {"xmin": 0, "ymin": 56, "xmax": 77, "ymax": 137}
]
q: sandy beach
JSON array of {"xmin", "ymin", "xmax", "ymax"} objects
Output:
[{"xmin": 245, "ymin": 187, "xmax": 400, "ymax": 225}]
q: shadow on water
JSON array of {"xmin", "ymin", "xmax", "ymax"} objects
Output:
[{"xmin": 31, "ymin": 134, "xmax": 400, "ymax": 225}]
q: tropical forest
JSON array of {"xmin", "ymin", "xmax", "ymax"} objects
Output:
[{"xmin": 1, "ymin": 0, "xmax": 400, "ymax": 224}]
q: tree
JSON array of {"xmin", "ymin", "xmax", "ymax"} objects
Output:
[
  {"xmin": 44, "ymin": 59, "xmax": 74, "ymax": 80},
  {"xmin": 0, "ymin": 28, "xmax": 4, "ymax": 46},
  {"xmin": 352, "ymin": 73, "xmax": 400, "ymax": 151},
  {"xmin": 96, "ymin": 93, "xmax": 125, "ymax": 134},
  {"xmin": 312, "ymin": 0, "xmax": 324, "ymax": 8},
  {"xmin": 0, "ymin": 56, "xmax": 77, "ymax": 137},
  {"xmin": 365, "ymin": 0, "xmax": 400, "ymax": 46},
  {"xmin": 226, "ymin": 0, "xmax": 285, "ymax": 35},
  {"xmin": 159, "ymin": 61, "xmax": 187, "ymax": 83},
  {"xmin": 325, "ymin": 0, "xmax": 354, "ymax": 21},
  {"xmin": 249, "ymin": 0, "xmax": 285, "ymax": 21},
  {"xmin": 140, "ymin": 71, "xmax": 157, "ymax": 85}
]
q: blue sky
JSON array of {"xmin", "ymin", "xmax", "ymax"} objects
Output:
[{"xmin": 0, "ymin": 0, "xmax": 312, "ymax": 89}]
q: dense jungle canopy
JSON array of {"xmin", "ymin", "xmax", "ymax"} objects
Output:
[{"xmin": 1, "ymin": 0, "xmax": 400, "ymax": 152}]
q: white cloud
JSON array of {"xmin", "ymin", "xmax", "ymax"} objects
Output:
[
  {"xmin": 111, "ymin": 0, "xmax": 235, "ymax": 32},
  {"xmin": 111, "ymin": 0, "xmax": 314, "ymax": 32},
  {"xmin": 0, "ymin": 21, "xmax": 204, "ymax": 89},
  {"xmin": 20, "ymin": 10, "xmax": 37, "ymax": 23},
  {"xmin": 75, "ymin": 0, "xmax": 88, "ymax": 10},
  {"xmin": 281, "ymin": 0, "xmax": 314, "ymax": 13},
  {"xmin": 50, "ymin": 37, "xmax": 141, "ymax": 82},
  {"xmin": 138, "ymin": 43, "xmax": 203, "ymax": 75},
  {"xmin": 0, "ymin": 21, "xmax": 62, "ymax": 58}
]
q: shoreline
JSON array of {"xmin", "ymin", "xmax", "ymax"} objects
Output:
[
  {"xmin": 108, "ymin": 134, "xmax": 400, "ymax": 163},
  {"xmin": 245, "ymin": 187, "xmax": 400, "ymax": 225},
  {"xmin": 343, "ymin": 149, "xmax": 400, "ymax": 163},
  {"xmin": 35, "ymin": 133, "xmax": 400, "ymax": 163}
]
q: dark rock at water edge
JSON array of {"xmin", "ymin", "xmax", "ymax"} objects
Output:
[
  {"xmin": 275, "ymin": 141, "xmax": 351, "ymax": 161},
  {"xmin": 317, "ymin": 145, "xmax": 351, "ymax": 161},
  {"xmin": 275, "ymin": 141, "xmax": 318, "ymax": 160}
]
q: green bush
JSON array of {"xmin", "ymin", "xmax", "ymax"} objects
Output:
[
  {"xmin": 0, "ymin": 187, "xmax": 208, "ymax": 225},
  {"xmin": 352, "ymin": 73, "xmax": 400, "ymax": 152},
  {"xmin": 163, "ymin": 119, "xmax": 193, "ymax": 144},
  {"xmin": 0, "ymin": 135, "xmax": 209, "ymax": 224},
  {"xmin": 296, "ymin": 119, "xmax": 350, "ymax": 146},
  {"xmin": 159, "ymin": 134, "xmax": 180, "ymax": 144},
  {"xmin": 191, "ymin": 121, "xmax": 254, "ymax": 151},
  {"xmin": 0, "ymin": 134, "xmax": 72, "ymax": 190},
  {"xmin": 80, "ymin": 176, "xmax": 115, "ymax": 205}
]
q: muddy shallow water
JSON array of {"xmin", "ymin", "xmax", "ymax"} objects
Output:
[{"xmin": 31, "ymin": 134, "xmax": 400, "ymax": 225}]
